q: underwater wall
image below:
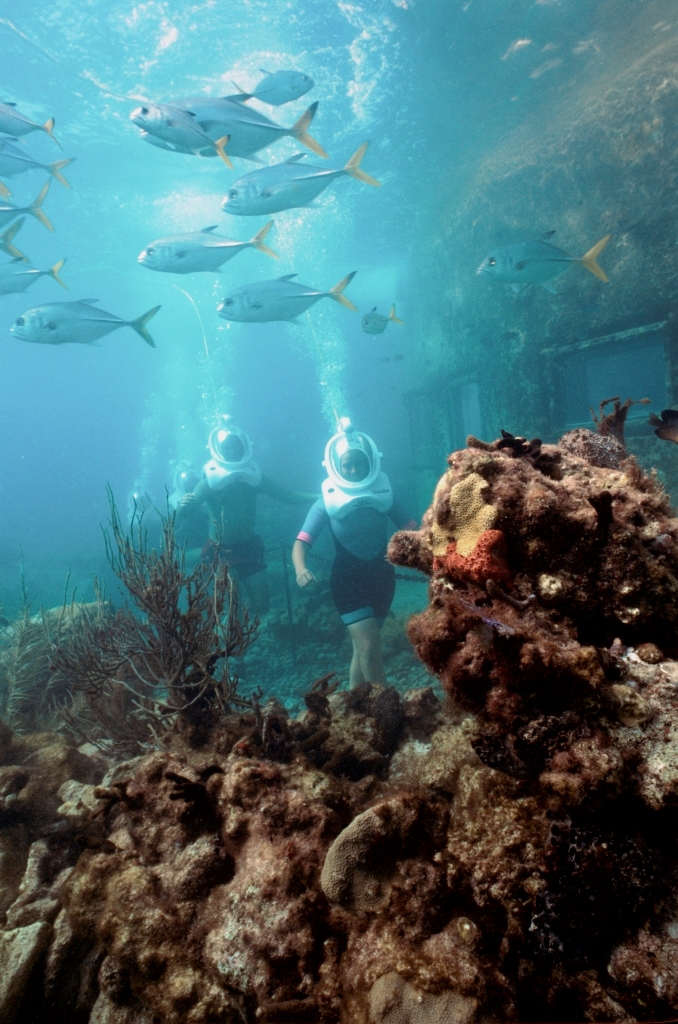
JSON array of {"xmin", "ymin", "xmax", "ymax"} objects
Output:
[{"xmin": 405, "ymin": 0, "xmax": 678, "ymax": 505}]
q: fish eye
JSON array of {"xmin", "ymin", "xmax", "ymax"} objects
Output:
[
  {"xmin": 229, "ymin": 189, "xmax": 238, "ymax": 199},
  {"xmin": 146, "ymin": 247, "xmax": 154, "ymax": 255},
  {"xmin": 223, "ymin": 298, "xmax": 233, "ymax": 307},
  {"xmin": 488, "ymin": 257, "xmax": 496, "ymax": 266},
  {"xmin": 175, "ymin": 251, "xmax": 186, "ymax": 258},
  {"xmin": 140, "ymin": 106, "xmax": 149, "ymax": 115},
  {"xmin": 47, "ymin": 322, "xmax": 57, "ymax": 330},
  {"xmin": 15, "ymin": 317, "xmax": 24, "ymax": 326}
]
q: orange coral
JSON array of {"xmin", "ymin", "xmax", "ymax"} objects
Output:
[{"xmin": 433, "ymin": 529, "xmax": 511, "ymax": 586}]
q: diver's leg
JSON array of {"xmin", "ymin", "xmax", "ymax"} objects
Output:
[
  {"xmin": 347, "ymin": 617, "xmax": 387, "ymax": 686},
  {"xmin": 241, "ymin": 569, "xmax": 270, "ymax": 616},
  {"xmin": 349, "ymin": 634, "xmax": 366, "ymax": 687}
]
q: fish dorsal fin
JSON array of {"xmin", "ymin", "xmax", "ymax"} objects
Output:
[
  {"xmin": 278, "ymin": 273, "xmax": 297, "ymax": 281},
  {"xmin": 372, "ymin": 306, "xmax": 377, "ymax": 312},
  {"xmin": 538, "ymin": 230, "xmax": 557, "ymax": 241},
  {"xmin": 4, "ymin": 102, "xmax": 17, "ymax": 107},
  {"xmin": 285, "ymin": 153, "xmax": 307, "ymax": 163},
  {"xmin": 259, "ymin": 69, "xmax": 272, "ymax": 75},
  {"xmin": 10, "ymin": 257, "xmax": 24, "ymax": 263},
  {"xmin": 80, "ymin": 298, "xmax": 99, "ymax": 304},
  {"xmin": 220, "ymin": 94, "xmax": 248, "ymax": 103},
  {"xmin": 201, "ymin": 225, "xmax": 218, "ymax": 233}
]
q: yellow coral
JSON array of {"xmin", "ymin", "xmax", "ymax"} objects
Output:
[{"xmin": 431, "ymin": 472, "xmax": 497, "ymax": 557}]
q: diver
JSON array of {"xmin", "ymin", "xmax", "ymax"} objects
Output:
[
  {"xmin": 175, "ymin": 416, "xmax": 316, "ymax": 615},
  {"xmin": 292, "ymin": 418, "xmax": 413, "ymax": 687},
  {"xmin": 168, "ymin": 461, "xmax": 210, "ymax": 560}
]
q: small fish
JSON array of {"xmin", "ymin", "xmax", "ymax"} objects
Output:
[
  {"xmin": 0, "ymin": 182, "xmax": 53, "ymax": 232},
  {"xmin": 393, "ymin": 353, "xmax": 405, "ymax": 361},
  {"xmin": 130, "ymin": 103, "xmax": 231, "ymax": 166},
  {"xmin": 217, "ymin": 271, "xmax": 356, "ymax": 323},
  {"xmin": 10, "ymin": 300, "xmax": 161, "ymax": 347},
  {"xmin": 477, "ymin": 230, "xmax": 611, "ymax": 292},
  {"xmin": 649, "ymin": 409, "xmax": 678, "ymax": 444},
  {"xmin": 0, "ymin": 139, "xmax": 73, "ymax": 186},
  {"xmin": 222, "ymin": 142, "xmax": 379, "ymax": 216},
  {"xmin": 361, "ymin": 304, "xmax": 404, "ymax": 335},
  {"xmin": 138, "ymin": 222, "xmax": 278, "ymax": 274},
  {"xmin": 0, "ymin": 257, "xmax": 66, "ymax": 296},
  {"xmin": 0, "ymin": 102, "xmax": 61, "ymax": 146},
  {"xmin": 171, "ymin": 96, "xmax": 327, "ymax": 160},
  {"xmin": 232, "ymin": 69, "xmax": 314, "ymax": 106}
]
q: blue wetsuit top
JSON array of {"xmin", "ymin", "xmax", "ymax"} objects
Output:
[{"xmin": 297, "ymin": 498, "xmax": 410, "ymax": 562}]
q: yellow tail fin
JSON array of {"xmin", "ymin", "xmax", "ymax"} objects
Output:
[
  {"xmin": 0, "ymin": 180, "xmax": 10, "ymax": 198},
  {"xmin": 48, "ymin": 258, "xmax": 68, "ymax": 289},
  {"xmin": 0, "ymin": 218, "xmax": 27, "ymax": 261},
  {"xmin": 580, "ymin": 233, "xmax": 611, "ymax": 282},
  {"xmin": 344, "ymin": 142, "xmax": 381, "ymax": 187},
  {"xmin": 250, "ymin": 221, "xmax": 279, "ymax": 259},
  {"xmin": 49, "ymin": 158, "xmax": 74, "ymax": 188},
  {"xmin": 329, "ymin": 271, "xmax": 357, "ymax": 311},
  {"xmin": 130, "ymin": 305, "xmax": 161, "ymax": 348},
  {"xmin": 291, "ymin": 103, "xmax": 328, "ymax": 159},
  {"xmin": 30, "ymin": 182, "xmax": 54, "ymax": 232},
  {"xmin": 42, "ymin": 117, "xmax": 61, "ymax": 149},
  {"xmin": 214, "ymin": 135, "xmax": 232, "ymax": 169},
  {"xmin": 389, "ymin": 304, "xmax": 404, "ymax": 325}
]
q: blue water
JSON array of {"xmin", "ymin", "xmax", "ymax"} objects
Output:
[{"xmin": 0, "ymin": 0, "xmax": 671, "ymax": 678}]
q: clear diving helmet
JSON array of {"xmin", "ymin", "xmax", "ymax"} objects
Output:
[
  {"xmin": 207, "ymin": 415, "xmax": 253, "ymax": 469},
  {"xmin": 323, "ymin": 417, "xmax": 382, "ymax": 491},
  {"xmin": 173, "ymin": 462, "xmax": 201, "ymax": 497}
]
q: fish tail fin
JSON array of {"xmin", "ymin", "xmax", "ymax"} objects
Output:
[
  {"xmin": 0, "ymin": 218, "xmax": 27, "ymax": 261},
  {"xmin": 30, "ymin": 182, "xmax": 54, "ymax": 231},
  {"xmin": 328, "ymin": 271, "xmax": 357, "ymax": 311},
  {"xmin": 389, "ymin": 303, "xmax": 404, "ymax": 325},
  {"xmin": 344, "ymin": 141, "xmax": 381, "ymax": 186},
  {"xmin": 49, "ymin": 158, "xmax": 74, "ymax": 188},
  {"xmin": 0, "ymin": 180, "xmax": 11, "ymax": 198},
  {"xmin": 48, "ymin": 258, "xmax": 68, "ymax": 289},
  {"xmin": 214, "ymin": 135, "xmax": 233, "ymax": 169},
  {"xmin": 231, "ymin": 80, "xmax": 252, "ymax": 99},
  {"xmin": 291, "ymin": 102, "xmax": 328, "ymax": 159},
  {"xmin": 580, "ymin": 233, "xmax": 611, "ymax": 281},
  {"xmin": 130, "ymin": 305, "xmax": 161, "ymax": 348},
  {"xmin": 42, "ymin": 117, "xmax": 62, "ymax": 148},
  {"xmin": 250, "ymin": 220, "xmax": 279, "ymax": 259}
]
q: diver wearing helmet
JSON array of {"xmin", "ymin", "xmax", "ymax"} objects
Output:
[
  {"xmin": 175, "ymin": 416, "xmax": 316, "ymax": 615},
  {"xmin": 292, "ymin": 419, "xmax": 414, "ymax": 687},
  {"xmin": 168, "ymin": 462, "xmax": 210, "ymax": 556}
]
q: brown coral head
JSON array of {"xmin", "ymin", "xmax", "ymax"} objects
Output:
[
  {"xmin": 434, "ymin": 529, "xmax": 511, "ymax": 586},
  {"xmin": 559, "ymin": 428, "xmax": 626, "ymax": 469}
]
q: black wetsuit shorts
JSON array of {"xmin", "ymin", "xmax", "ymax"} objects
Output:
[{"xmin": 330, "ymin": 542, "xmax": 396, "ymax": 625}]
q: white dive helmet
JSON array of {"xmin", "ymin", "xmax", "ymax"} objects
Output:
[
  {"xmin": 322, "ymin": 417, "xmax": 392, "ymax": 520},
  {"xmin": 204, "ymin": 415, "xmax": 262, "ymax": 491}
]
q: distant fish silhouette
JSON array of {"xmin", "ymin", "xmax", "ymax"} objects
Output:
[{"xmin": 362, "ymin": 304, "xmax": 404, "ymax": 335}]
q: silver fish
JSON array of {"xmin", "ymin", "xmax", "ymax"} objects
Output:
[
  {"xmin": 231, "ymin": 69, "xmax": 314, "ymax": 106},
  {"xmin": 0, "ymin": 182, "xmax": 53, "ymax": 232},
  {"xmin": 138, "ymin": 222, "xmax": 278, "ymax": 274},
  {"xmin": 222, "ymin": 143, "xmax": 379, "ymax": 216},
  {"xmin": 171, "ymin": 96, "xmax": 327, "ymax": 160},
  {"xmin": 0, "ymin": 103, "xmax": 61, "ymax": 146},
  {"xmin": 0, "ymin": 257, "xmax": 66, "ymax": 296},
  {"xmin": 129, "ymin": 103, "xmax": 231, "ymax": 166},
  {"xmin": 362, "ymin": 304, "xmax": 404, "ymax": 335},
  {"xmin": 217, "ymin": 271, "xmax": 356, "ymax": 323},
  {"xmin": 10, "ymin": 300, "xmax": 160, "ymax": 347},
  {"xmin": 0, "ymin": 139, "xmax": 73, "ymax": 186},
  {"xmin": 477, "ymin": 231, "xmax": 611, "ymax": 292}
]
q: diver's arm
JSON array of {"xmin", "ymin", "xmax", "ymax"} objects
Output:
[
  {"xmin": 389, "ymin": 496, "xmax": 417, "ymax": 532},
  {"xmin": 174, "ymin": 479, "xmax": 210, "ymax": 527},
  {"xmin": 292, "ymin": 539, "xmax": 316, "ymax": 587},
  {"xmin": 259, "ymin": 475, "xmax": 319, "ymax": 505}
]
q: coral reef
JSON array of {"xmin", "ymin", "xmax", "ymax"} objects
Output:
[{"xmin": 6, "ymin": 435, "xmax": 678, "ymax": 1022}]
